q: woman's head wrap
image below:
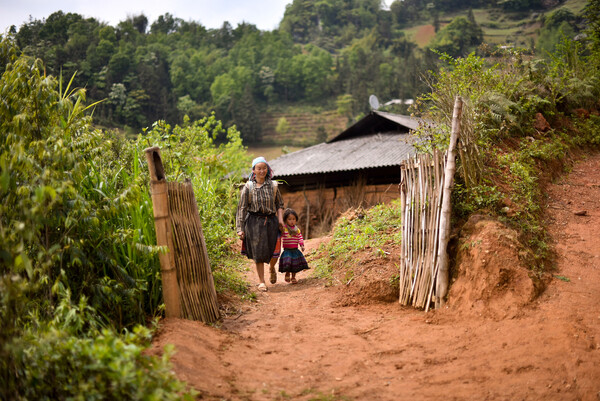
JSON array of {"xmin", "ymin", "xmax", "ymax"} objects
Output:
[{"xmin": 249, "ymin": 156, "xmax": 274, "ymax": 181}]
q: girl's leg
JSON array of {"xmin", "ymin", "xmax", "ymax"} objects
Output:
[{"xmin": 290, "ymin": 272, "xmax": 297, "ymax": 284}]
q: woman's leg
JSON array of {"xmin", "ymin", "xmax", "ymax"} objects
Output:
[
  {"xmin": 255, "ymin": 261, "xmax": 266, "ymax": 285},
  {"xmin": 269, "ymin": 257, "xmax": 278, "ymax": 284}
]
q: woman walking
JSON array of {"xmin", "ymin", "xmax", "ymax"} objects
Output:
[{"xmin": 236, "ymin": 157, "xmax": 285, "ymax": 291}]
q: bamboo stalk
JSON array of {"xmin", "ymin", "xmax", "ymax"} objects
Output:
[
  {"xmin": 144, "ymin": 147, "xmax": 182, "ymax": 318},
  {"xmin": 170, "ymin": 181, "xmax": 219, "ymax": 322},
  {"xmin": 184, "ymin": 181, "xmax": 219, "ymax": 321},
  {"xmin": 435, "ymin": 96, "xmax": 463, "ymax": 309},
  {"xmin": 399, "ymin": 164, "xmax": 407, "ymax": 304}
]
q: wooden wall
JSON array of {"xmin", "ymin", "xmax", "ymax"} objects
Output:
[{"xmin": 280, "ymin": 183, "xmax": 400, "ymax": 238}]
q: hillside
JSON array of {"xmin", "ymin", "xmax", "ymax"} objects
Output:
[
  {"xmin": 401, "ymin": 0, "xmax": 589, "ymax": 48},
  {"xmin": 8, "ymin": 0, "xmax": 591, "ymax": 144},
  {"xmin": 259, "ymin": 110, "xmax": 349, "ymax": 146},
  {"xmin": 258, "ymin": 0, "xmax": 590, "ymax": 145}
]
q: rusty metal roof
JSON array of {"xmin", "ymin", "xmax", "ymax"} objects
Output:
[
  {"xmin": 269, "ymin": 133, "xmax": 416, "ymax": 178},
  {"xmin": 269, "ymin": 111, "xmax": 420, "ymax": 178}
]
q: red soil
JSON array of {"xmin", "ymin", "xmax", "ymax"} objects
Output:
[
  {"xmin": 414, "ymin": 24, "xmax": 436, "ymax": 47},
  {"xmin": 149, "ymin": 152, "xmax": 600, "ymax": 400}
]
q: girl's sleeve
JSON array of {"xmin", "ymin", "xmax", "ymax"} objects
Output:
[
  {"xmin": 297, "ymin": 231, "xmax": 304, "ymax": 248},
  {"xmin": 235, "ymin": 186, "xmax": 248, "ymax": 232}
]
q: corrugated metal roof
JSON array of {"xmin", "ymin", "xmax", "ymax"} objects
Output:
[
  {"xmin": 269, "ymin": 133, "xmax": 416, "ymax": 178},
  {"xmin": 328, "ymin": 110, "xmax": 423, "ymax": 143},
  {"xmin": 373, "ymin": 110, "xmax": 421, "ymax": 130}
]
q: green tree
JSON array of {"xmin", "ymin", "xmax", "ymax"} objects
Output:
[
  {"xmin": 276, "ymin": 116, "xmax": 291, "ymax": 136},
  {"xmin": 536, "ymin": 9, "xmax": 578, "ymax": 56},
  {"xmin": 232, "ymin": 84, "xmax": 263, "ymax": 143},
  {"xmin": 336, "ymin": 93, "xmax": 355, "ymax": 123},
  {"xmin": 428, "ymin": 16, "xmax": 484, "ymax": 58}
]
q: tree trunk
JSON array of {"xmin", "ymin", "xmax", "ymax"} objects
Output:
[{"xmin": 435, "ymin": 96, "xmax": 463, "ymax": 309}]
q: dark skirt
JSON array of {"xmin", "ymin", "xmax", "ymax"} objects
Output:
[
  {"xmin": 278, "ymin": 248, "xmax": 309, "ymax": 273},
  {"xmin": 242, "ymin": 213, "xmax": 279, "ymax": 263}
]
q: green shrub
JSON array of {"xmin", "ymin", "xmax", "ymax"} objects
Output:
[
  {"xmin": 5, "ymin": 325, "xmax": 194, "ymax": 400},
  {"xmin": 1, "ymin": 36, "xmax": 251, "ymax": 333},
  {"xmin": 310, "ymin": 200, "xmax": 403, "ymax": 281},
  {"xmin": 410, "ymin": 38, "xmax": 600, "ymax": 272},
  {"xmin": 0, "ymin": 35, "xmax": 247, "ymax": 399}
]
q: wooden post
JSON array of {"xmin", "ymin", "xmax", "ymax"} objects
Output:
[
  {"xmin": 435, "ymin": 96, "xmax": 463, "ymax": 309},
  {"xmin": 144, "ymin": 146, "xmax": 181, "ymax": 318},
  {"xmin": 399, "ymin": 165, "xmax": 407, "ymax": 304},
  {"xmin": 302, "ymin": 183, "xmax": 310, "ymax": 239}
]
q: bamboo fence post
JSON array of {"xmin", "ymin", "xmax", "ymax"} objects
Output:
[
  {"xmin": 399, "ymin": 165, "xmax": 407, "ymax": 304},
  {"xmin": 435, "ymin": 96, "xmax": 463, "ymax": 309},
  {"xmin": 303, "ymin": 183, "xmax": 310, "ymax": 238},
  {"xmin": 144, "ymin": 146, "xmax": 182, "ymax": 318}
]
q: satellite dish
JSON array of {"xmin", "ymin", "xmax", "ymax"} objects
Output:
[{"xmin": 369, "ymin": 94, "xmax": 380, "ymax": 110}]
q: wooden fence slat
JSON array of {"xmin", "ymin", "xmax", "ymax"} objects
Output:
[
  {"xmin": 146, "ymin": 147, "xmax": 220, "ymax": 324},
  {"xmin": 398, "ymin": 97, "xmax": 461, "ymax": 310},
  {"xmin": 398, "ymin": 149, "xmax": 447, "ymax": 309}
]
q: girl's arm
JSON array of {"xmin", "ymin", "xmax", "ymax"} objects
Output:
[{"xmin": 298, "ymin": 231, "xmax": 305, "ymax": 251}]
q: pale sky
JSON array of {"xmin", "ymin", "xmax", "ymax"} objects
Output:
[{"xmin": 0, "ymin": 0, "xmax": 293, "ymax": 34}]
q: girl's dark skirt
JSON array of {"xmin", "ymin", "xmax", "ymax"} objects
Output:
[
  {"xmin": 242, "ymin": 213, "xmax": 279, "ymax": 263},
  {"xmin": 278, "ymin": 248, "xmax": 309, "ymax": 273}
]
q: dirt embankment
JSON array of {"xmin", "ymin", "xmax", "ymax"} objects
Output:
[{"xmin": 149, "ymin": 152, "xmax": 600, "ymax": 401}]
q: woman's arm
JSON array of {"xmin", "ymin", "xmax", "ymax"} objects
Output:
[
  {"xmin": 274, "ymin": 183, "xmax": 285, "ymax": 230},
  {"xmin": 277, "ymin": 207, "xmax": 284, "ymax": 231},
  {"xmin": 235, "ymin": 185, "xmax": 249, "ymax": 237}
]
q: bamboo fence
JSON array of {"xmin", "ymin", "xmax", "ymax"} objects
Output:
[
  {"xmin": 399, "ymin": 96, "xmax": 463, "ymax": 311},
  {"xmin": 145, "ymin": 147, "xmax": 220, "ymax": 323},
  {"xmin": 167, "ymin": 180, "xmax": 220, "ymax": 322},
  {"xmin": 399, "ymin": 149, "xmax": 445, "ymax": 311}
]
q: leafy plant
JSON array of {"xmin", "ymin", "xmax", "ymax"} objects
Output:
[
  {"xmin": 0, "ymin": 36, "xmax": 249, "ymax": 399},
  {"xmin": 410, "ymin": 36, "xmax": 600, "ymax": 273},
  {"xmin": 309, "ymin": 200, "xmax": 403, "ymax": 281}
]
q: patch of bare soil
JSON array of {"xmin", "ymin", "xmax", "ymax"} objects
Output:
[
  {"xmin": 150, "ymin": 152, "xmax": 600, "ymax": 400},
  {"xmin": 414, "ymin": 24, "xmax": 436, "ymax": 47},
  {"xmin": 447, "ymin": 215, "xmax": 539, "ymax": 320},
  {"xmin": 331, "ymin": 243, "xmax": 401, "ymax": 307}
]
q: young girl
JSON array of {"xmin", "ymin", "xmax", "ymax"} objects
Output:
[{"xmin": 279, "ymin": 208, "xmax": 309, "ymax": 284}]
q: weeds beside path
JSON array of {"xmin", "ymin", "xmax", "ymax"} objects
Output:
[{"xmin": 150, "ymin": 152, "xmax": 600, "ymax": 401}]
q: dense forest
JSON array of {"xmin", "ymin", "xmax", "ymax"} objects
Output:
[{"xmin": 3, "ymin": 0, "xmax": 587, "ymax": 143}]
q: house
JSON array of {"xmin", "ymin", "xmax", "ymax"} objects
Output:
[{"xmin": 268, "ymin": 110, "xmax": 423, "ymax": 237}]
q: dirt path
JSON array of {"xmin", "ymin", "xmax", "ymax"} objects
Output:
[{"xmin": 151, "ymin": 153, "xmax": 600, "ymax": 401}]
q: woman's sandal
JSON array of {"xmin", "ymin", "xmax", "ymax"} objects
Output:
[
  {"xmin": 257, "ymin": 283, "xmax": 268, "ymax": 292},
  {"xmin": 284, "ymin": 272, "xmax": 291, "ymax": 283},
  {"xmin": 290, "ymin": 277, "xmax": 298, "ymax": 284}
]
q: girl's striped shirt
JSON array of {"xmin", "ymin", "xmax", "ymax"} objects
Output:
[{"xmin": 282, "ymin": 226, "xmax": 304, "ymax": 249}]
